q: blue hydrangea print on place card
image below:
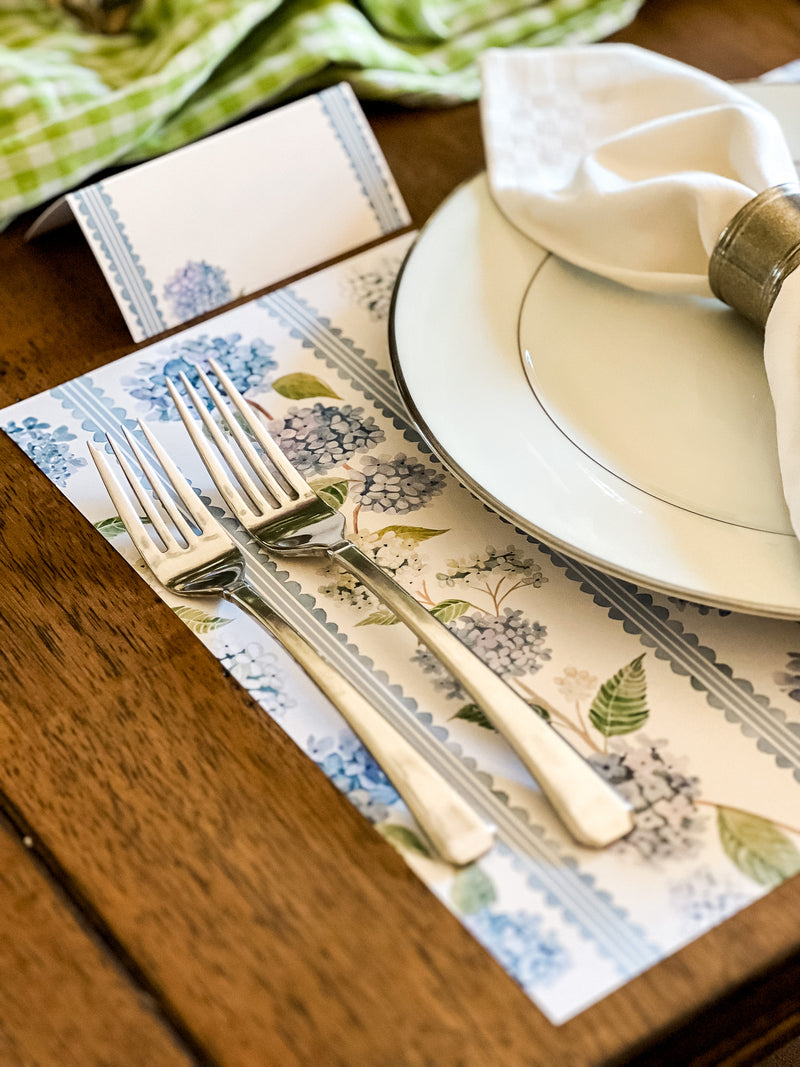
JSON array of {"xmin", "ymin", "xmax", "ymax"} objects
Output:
[
  {"xmin": 308, "ymin": 731, "xmax": 402, "ymax": 823},
  {"xmin": 57, "ymin": 84, "xmax": 409, "ymax": 343},
  {"xmin": 162, "ymin": 261, "xmax": 233, "ymax": 322},
  {"xmin": 1, "ymin": 230, "xmax": 799, "ymax": 1027}
]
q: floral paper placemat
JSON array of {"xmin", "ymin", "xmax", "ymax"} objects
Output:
[{"xmin": 3, "ymin": 233, "xmax": 800, "ymax": 1024}]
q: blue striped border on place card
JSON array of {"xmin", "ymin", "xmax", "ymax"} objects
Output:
[
  {"xmin": 319, "ymin": 84, "xmax": 408, "ymax": 235},
  {"xmin": 70, "ymin": 184, "xmax": 166, "ymax": 341}
]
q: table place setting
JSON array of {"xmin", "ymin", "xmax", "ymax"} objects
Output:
[{"xmin": 3, "ymin": 30, "xmax": 800, "ymax": 1048}]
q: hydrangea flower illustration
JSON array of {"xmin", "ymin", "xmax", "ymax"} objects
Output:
[
  {"xmin": 773, "ymin": 652, "xmax": 800, "ymax": 702},
  {"xmin": 219, "ymin": 643, "xmax": 293, "ymax": 718},
  {"xmin": 438, "ymin": 546, "xmax": 546, "ymax": 591},
  {"xmin": 318, "ymin": 568, "xmax": 376, "ymax": 612},
  {"xmin": 466, "ymin": 908, "xmax": 570, "ymax": 991},
  {"xmin": 413, "ymin": 610, "xmax": 551, "ymax": 700},
  {"xmin": 163, "ymin": 260, "xmax": 232, "ymax": 320},
  {"xmin": 669, "ymin": 867, "xmax": 748, "ymax": 934},
  {"xmin": 319, "ymin": 530, "xmax": 424, "ymax": 611},
  {"xmin": 269, "ymin": 403, "xmax": 385, "ymax": 473},
  {"xmin": 588, "ymin": 736, "xmax": 706, "ymax": 860},
  {"xmin": 343, "ymin": 257, "xmax": 401, "ymax": 320},
  {"xmin": 123, "ymin": 333, "xmax": 276, "ymax": 421},
  {"xmin": 4, "ymin": 417, "xmax": 87, "ymax": 487},
  {"xmin": 554, "ymin": 666, "xmax": 598, "ymax": 703},
  {"xmin": 308, "ymin": 730, "xmax": 400, "ymax": 822},
  {"xmin": 349, "ymin": 453, "xmax": 446, "ymax": 514}
]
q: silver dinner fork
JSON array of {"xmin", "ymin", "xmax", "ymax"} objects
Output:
[
  {"xmin": 89, "ymin": 425, "xmax": 495, "ymax": 868},
  {"xmin": 168, "ymin": 359, "xmax": 634, "ymax": 849}
]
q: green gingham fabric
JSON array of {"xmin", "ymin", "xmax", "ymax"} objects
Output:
[{"xmin": 0, "ymin": 0, "xmax": 643, "ymax": 228}]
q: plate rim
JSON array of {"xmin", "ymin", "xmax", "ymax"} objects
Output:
[{"xmin": 389, "ymin": 173, "xmax": 800, "ymax": 620}]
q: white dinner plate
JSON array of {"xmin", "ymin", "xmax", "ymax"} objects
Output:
[{"xmin": 389, "ymin": 174, "xmax": 800, "ymax": 618}]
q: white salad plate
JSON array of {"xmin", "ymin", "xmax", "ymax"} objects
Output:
[{"xmin": 389, "ymin": 174, "xmax": 800, "ymax": 618}]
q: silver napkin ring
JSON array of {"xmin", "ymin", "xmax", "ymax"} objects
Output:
[{"xmin": 709, "ymin": 183, "xmax": 800, "ymax": 329}]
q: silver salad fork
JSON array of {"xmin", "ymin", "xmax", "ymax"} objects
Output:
[
  {"xmin": 167, "ymin": 359, "xmax": 634, "ymax": 849},
  {"xmin": 89, "ymin": 425, "xmax": 495, "ymax": 867}
]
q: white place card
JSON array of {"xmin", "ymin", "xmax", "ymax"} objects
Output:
[{"xmin": 26, "ymin": 83, "xmax": 410, "ymax": 342}]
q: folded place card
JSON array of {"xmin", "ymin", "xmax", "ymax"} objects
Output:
[{"xmin": 26, "ymin": 83, "xmax": 410, "ymax": 342}]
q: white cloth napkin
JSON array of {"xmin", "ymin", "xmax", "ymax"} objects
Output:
[{"xmin": 480, "ymin": 44, "xmax": 800, "ymax": 538}]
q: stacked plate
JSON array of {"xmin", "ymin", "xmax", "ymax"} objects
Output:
[{"xmin": 390, "ymin": 174, "xmax": 800, "ymax": 618}]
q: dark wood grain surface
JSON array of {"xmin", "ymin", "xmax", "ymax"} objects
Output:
[
  {"xmin": 2, "ymin": 1, "xmax": 800, "ymax": 1063},
  {"xmin": 0, "ymin": 815, "xmax": 191, "ymax": 1066}
]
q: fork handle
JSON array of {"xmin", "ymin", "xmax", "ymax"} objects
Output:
[
  {"xmin": 228, "ymin": 582, "xmax": 494, "ymax": 867},
  {"xmin": 330, "ymin": 543, "xmax": 633, "ymax": 848}
]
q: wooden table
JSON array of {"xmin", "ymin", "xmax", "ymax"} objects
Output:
[{"xmin": 2, "ymin": 1, "xmax": 799, "ymax": 1063}]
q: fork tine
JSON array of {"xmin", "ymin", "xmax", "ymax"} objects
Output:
[
  {"xmin": 133, "ymin": 421, "xmax": 218, "ymax": 540},
  {"xmin": 208, "ymin": 357, "xmax": 311, "ymax": 497},
  {"xmin": 88, "ymin": 442, "xmax": 166, "ymax": 567},
  {"xmin": 193, "ymin": 366, "xmax": 289, "ymax": 505},
  {"xmin": 169, "ymin": 373, "xmax": 277, "ymax": 515},
  {"xmin": 108, "ymin": 433, "xmax": 180, "ymax": 549},
  {"xmin": 120, "ymin": 426, "xmax": 198, "ymax": 546}
]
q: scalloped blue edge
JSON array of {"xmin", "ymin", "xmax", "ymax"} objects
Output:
[
  {"xmin": 542, "ymin": 545, "xmax": 800, "ymax": 782},
  {"xmin": 52, "ymin": 379, "xmax": 139, "ymax": 441},
  {"xmin": 318, "ymin": 84, "xmax": 407, "ymax": 235},
  {"xmin": 71, "ymin": 183, "xmax": 166, "ymax": 340}
]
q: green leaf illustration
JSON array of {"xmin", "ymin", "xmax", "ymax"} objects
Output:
[
  {"xmin": 173, "ymin": 606, "xmax": 233, "ymax": 634},
  {"xmin": 430, "ymin": 598, "xmax": 471, "ymax": 624},
  {"xmin": 95, "ymin": 514, "xmax": 150, "ymax": 539},
  {"xmin": 373, "ymin": 524, "xmax": 449, "ymax": 544},
  {"xmin": 355, "ymin": 608, "xmax": 399, "ymax": 627},
  {"xmin": 271, "ymin": 372, "xmax": 341, "ymax": 400},
  {"xmin": 453, "ymin": 704, "xmax": 497, "ymax": 731},
  {"xmin": 453, "ymin": 700, "xmax": 548, "ymax": 730},
  {"xmin": 378, "ymin": 824, "xmax": 432, "ymax": 857},
  {"xmin": 232, "ymin": 409, "xmax": 256, "ymax": 438},
  {"xmin": 309, "ymin": 477, "xmax": 348, "ymax": 510},
  {"xmin": 451, "ymin": 865, "xmax": 497, "ymax": 914},
  {"xmin": 95, "ymin": 515, "xmax": 127, "ymax": 539},
  {"xmin": 589, "ymin": 654, "xmax": 649, "ymax": 737},
  {"xmin": 717, "ymin": 807, "xmax": 800, "ymax": 887}
]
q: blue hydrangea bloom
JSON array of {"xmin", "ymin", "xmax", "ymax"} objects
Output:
[
  {"xmin": 123, "ymin": 332, "xmax": 277, "ymax": 421},
  {"xmin": 270, "ymin": 402, "xmax": 385, "ymax": 473},
  {"xmin": 348, "ymin": 452, "xmax": 447, "ymax": 514},
  {"xmin": 163, "ymin": 260, "xmax": 233, "ymax": 320},
  {"xmin": 308, "ymin": 731, "xmax": 400, "ymax": 821},
  {"xmin": 412, "ymin": 609, "xmax": 551, "ymax": 700},
  {"xmin": 4, "ymin": 417, "xmax": 87, "ymax": 487},
  {"xmin": 466, "ymin": 908, "xmax": 570, "ymax": 991},
  {"xmin": 219, "ymin": 643, "xmax": 293, "ymax": 718},
  {"xmin": 588, "ymin": 737, "xmax": 705, "ymax": 860}
]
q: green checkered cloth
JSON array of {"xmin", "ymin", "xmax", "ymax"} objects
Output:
[{"xmin": 0, "ymin": 0, "xmax": 643, "ymax": 228}]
